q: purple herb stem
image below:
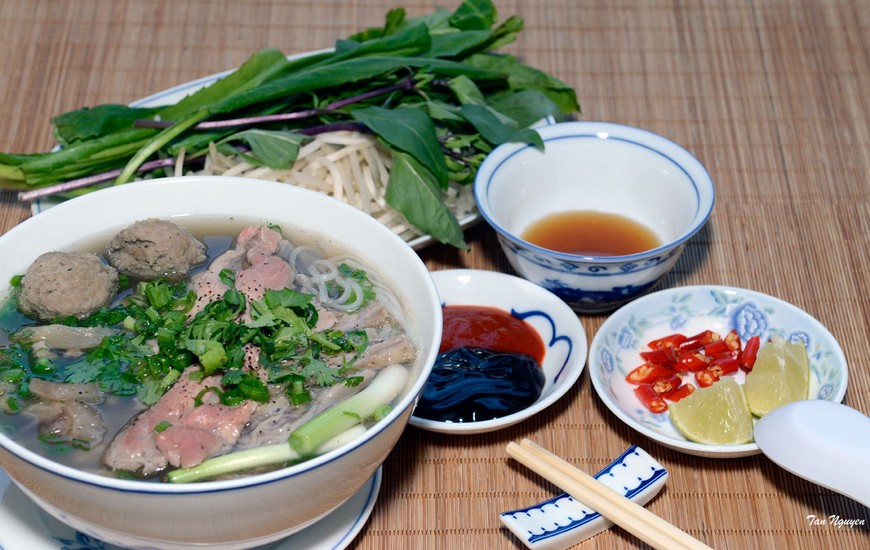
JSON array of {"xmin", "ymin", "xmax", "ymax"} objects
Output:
[{"xmin": 134, "ymin": 76, "xmax": 417, "ymax": 130}]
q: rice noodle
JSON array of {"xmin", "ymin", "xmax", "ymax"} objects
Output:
[
  {"xmin": 192, "ymin": 131, "xmax": 476, "ymax": 243},
  {"xmin": 288, "ymin": 248, "xmax": 363, "ymax": 312},
  {"xmin": 283, "ymin": 241, "xmax": 406, "ymax": 315},
  {"xmin": 297, "ymin": 259, "xmax": 338, "ymax": 286}
]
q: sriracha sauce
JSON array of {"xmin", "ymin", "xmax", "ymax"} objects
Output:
[{"xmin": 439, "ymin": 305, "xmax": 545, "ymax": 363}]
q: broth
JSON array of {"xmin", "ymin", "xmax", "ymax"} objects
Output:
[{"xmin": 520, "ymin": 210, "xmax": 661, "ymax": 256}]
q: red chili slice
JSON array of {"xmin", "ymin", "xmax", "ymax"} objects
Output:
[
  {"xmin": 740, "ymin": 335, "xmax": 761, "ymax": 371},
  {"xmin": 663, "ymin": 383, "xmax": 695, "ymax": 402},
  {"xmin": 634, "ymin": 384, "xmax": 668, "ymax": 414},
  {"xmin": 647, "ymin": 333, "xmax": 687, "ymax": 351},
  {"xmin": 678, "ymin": 330, "xmax": 719, "ymax": 352},
  {"xmin": 625, "ymin": 363, "xmax": 675, "ymax": 385},
  {"xmin": 694, "ymin": 368, "xmax": 720, "ymax": 387},
  {"xmin": 724, "ymin": 329, "xmax": 742, "ymax": 352},
  {"xmin": 702, "ymin": 339, "xmax": 730, "ymax": 357},
  {"xmin": 639, "ymin": 347, "xmax": 678, "ymax": 367},
  {"xmin": 710, "ymin": 356, "xmax": 739, "ymax": 377},
  {"xmin": 675, "ymin": 352, "xmax": 711, "ymax": 372},
  {"xmin": 651, "ymin": 374, "xmax": 682, "ymax": 395}
]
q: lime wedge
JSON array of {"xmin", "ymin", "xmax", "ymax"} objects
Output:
[
  {"xmin": 669, "ymin": 377, "xmax": 754, "ymax": 445},
  {"xmin": 744, "ymin": 336, "xmax": 810, "ymax": 417}
]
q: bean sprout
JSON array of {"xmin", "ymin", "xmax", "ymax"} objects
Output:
[{"xmin": 193, "ymin": 131, "xmax": 475, "ymax": 243}]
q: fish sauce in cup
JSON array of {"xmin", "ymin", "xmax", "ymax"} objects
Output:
[{"xmin": 521, "ymin": 210, "xmax": 661, "ymax": 256}]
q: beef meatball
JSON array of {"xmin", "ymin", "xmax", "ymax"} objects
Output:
[
  {"xmin": 18, "ymin": 251, "xmax": 119, "ymax": 321},
  {"xmin": 107, "ymin": 219, "xmax": 206, "ymax": 281}
]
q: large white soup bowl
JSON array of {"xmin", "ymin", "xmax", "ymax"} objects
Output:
[{"xmin": 0, "ymin": 177, "xmax": 442, "ymax": 549}]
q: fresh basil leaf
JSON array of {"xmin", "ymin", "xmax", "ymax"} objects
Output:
[
  {"xmin": 447, "ymin": 75, "xmax": 486, "ymax": 105},
  {"xmin": 383, "ymin": 7, "xmax": 408, "ymax": 34},
  {"xmin": 348, "ymin": 7, "xmax": 408, "ymax": 42},
  {"xmin": 466, "ymin": 52, "xmax": 580, "ymax": 113},
  {"xmin": 217, "ymin": 129, "xmax": 304, "ymax": 169},
  {"xmin": 460, "ymin": 104, "xmax": 543, "ymax": 148},
  {"xmin": 404, "ymin": 7, "xmax": 453, "ymax": 33},
  {"xmin": 484, "ymin": 15, "xmax": 524, "ymax": 50},
  {"xmin": 385, "ymin": 151, "xmax": 466, "ymax": 249},
  {"xmin": 488, "ymin": 89, "xmax": 569, "ymax": 128},
  {"xmin": 352, "ymin": 105, "xmax": 449, "ymax": 187},
  {"xmin": 425, "ymin": 100, "xmax": 465, "ymax": 123},
  {"xmin": 449, "ymin": 0, "xmax": 497, "ymax": 30}
]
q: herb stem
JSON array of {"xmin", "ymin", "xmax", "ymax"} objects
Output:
[
  {"xmin": 115, "ymin": 109, "xmax": 210, "ymax": 185},
  {"xmin": 17, "ymin": 156, "xmax": 186, "ymax": 201},
  {"xmin": 134, "ymin": 76, "xmax": 418, "ymax": 131}
]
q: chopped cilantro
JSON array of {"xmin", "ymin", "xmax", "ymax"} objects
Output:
[
  {"xmin": 0, "ymin": 259, "xmax": 372, "ymax": 413},
  {"xmin": 138, "ymin": 380, "xmax": 166, "ymax": 406},
  {"xmin": 299, "ymin": 353, "xmax": 341, "ymax": 386}
]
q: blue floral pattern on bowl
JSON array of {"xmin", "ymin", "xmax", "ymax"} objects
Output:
[
  {"xmin": 588, "ymin": 285, "xmax": 848, "ymax": 458},
  {"xmin": 494, "ymin": 234, "xmax": 684, "ymax": 313}
]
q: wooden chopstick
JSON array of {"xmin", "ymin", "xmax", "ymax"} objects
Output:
[{"xmin": 506, "ymin": 439, "xmax": 712, "ymax": 550}]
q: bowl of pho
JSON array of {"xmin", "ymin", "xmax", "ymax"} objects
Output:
[{"xmin": 0, "ymin": 176, "xmax": 442, "ymax": 549}]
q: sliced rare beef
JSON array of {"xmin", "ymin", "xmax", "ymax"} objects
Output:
[
  {"xmin": 102, "ymin": 369, "xmax": 257, "ymax": 476},
  {"xmin": 188, "ymin": 225, "xmax": 294, "ymax": 318}
]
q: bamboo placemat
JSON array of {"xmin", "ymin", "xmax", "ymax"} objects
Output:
[{"xmin": 0, "ymin": 1, "xmax": 868, "ymax": 549}]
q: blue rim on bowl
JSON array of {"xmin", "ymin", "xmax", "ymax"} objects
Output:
[
  {"xmin": 587, "ymin": 285, "xmax": 848, "ymax": 458},
  {"xmin": 409, "ymin": 269, "xmax": 588, "ymax": 435}
]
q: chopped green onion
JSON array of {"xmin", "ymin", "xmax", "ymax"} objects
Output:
[
  {"xmin": 287, "ymin": 376, "xmax": 311, "ymax": 406},
  {"xmin": 32, "ymin": 357, "xmax": 55, "ymax": 375},
  {"xmin": 183, "ymin": 339, "xmax": 227, "ymax": 375},
  {"xmin": 194, "ymin": 386, "xmax": 223, "ymax": 407},
  {"xmin": 166, "ymin": 424, "xmax": 367, "ymax": 483},
  {"xmin": 289, "ymin": 364, "xmax": 408, "ymax": 456}
]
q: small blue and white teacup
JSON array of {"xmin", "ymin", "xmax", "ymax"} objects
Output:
[{"xmin": 474, "ymin": 121, "xmax": 715, "ymax": 313}]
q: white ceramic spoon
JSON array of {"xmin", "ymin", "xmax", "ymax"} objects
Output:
[{"xmin": 754, "ymin": 399, "xmax": 870, "ymax": 507}]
